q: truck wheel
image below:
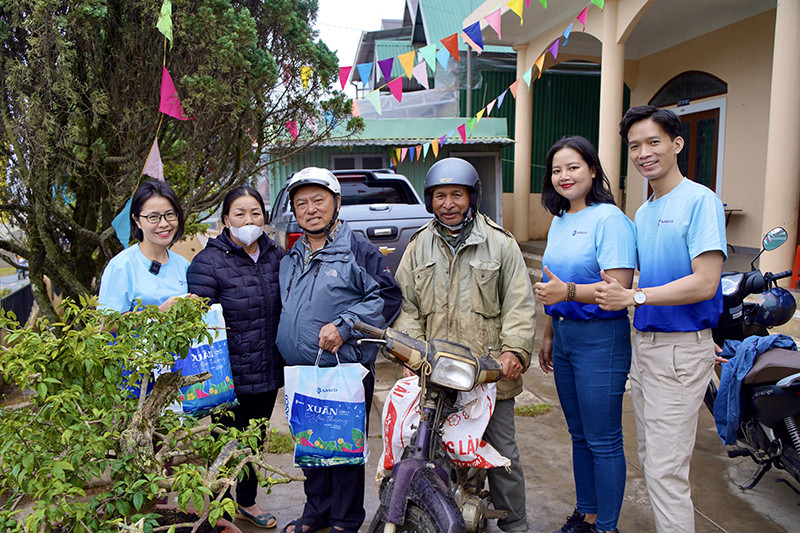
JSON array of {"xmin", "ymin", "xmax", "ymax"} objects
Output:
[{"xmin": 373, "ymin": 503, "xmax": 437, "ymax": 532}]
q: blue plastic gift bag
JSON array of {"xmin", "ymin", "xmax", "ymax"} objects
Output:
[
  {"xmin": 284, "ymin": 350, "xmax": 369, "ymax": 468},
  {"xmin": 172, "ymin": 303, "xmax": 237, "ymax": 416}
]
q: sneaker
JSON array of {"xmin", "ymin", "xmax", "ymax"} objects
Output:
[{"xmin": 552, "ymin": 510, "xmax": 595, "ymax": 533}]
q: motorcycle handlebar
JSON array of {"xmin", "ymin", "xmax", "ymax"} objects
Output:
[
  {"xmin": 353, "ymin": 321, "xmax": 386, "ymax": 339},
  {"xmin": 767, "ymin": 270, "xmax": 793, "ymax": 281}
]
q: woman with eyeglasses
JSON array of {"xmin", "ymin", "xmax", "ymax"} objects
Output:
[{"xmin": 99, "ymin": 180, "xmax": 191, "ymax": 314}]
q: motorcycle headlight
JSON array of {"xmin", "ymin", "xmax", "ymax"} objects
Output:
[
  {"xmin": 429, "ymin": 355, "xmax": 478, "ymax": 391},
  {"xmin": 721, "ymin": 273, "xmax": 743, "ymax": 296}
]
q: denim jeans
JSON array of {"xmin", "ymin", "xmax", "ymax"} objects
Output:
[{"xmin": 552, "ymin": 316, "xmax": 631, "ymax": 532}]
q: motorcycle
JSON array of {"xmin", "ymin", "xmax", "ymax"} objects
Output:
[
  {"xmin": 353, "ymin": 321, "xmax": 506, "ymax": 533},
  {"xmin": 705, "ymin": 226, "xmax": 800, "ymax": 494}
]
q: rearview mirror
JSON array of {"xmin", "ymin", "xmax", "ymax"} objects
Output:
[{"xmin": 762, "ymin": 227, "xmax": 788, "ymax": 251}]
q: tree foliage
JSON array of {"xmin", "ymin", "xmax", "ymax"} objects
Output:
[
  {"xmin": 0, "ymin": 297, "xmax": 302, "ymax": 531},
  {"xmin": 0, "ymin": 0, "xmax": 361, "ymax": 317}
]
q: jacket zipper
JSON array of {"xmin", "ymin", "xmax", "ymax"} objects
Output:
[
  {"xmin": 286, "ymin": 262, "xmax": 297, "ymax": 298},
  {"xmin": 308, "ymin": 263, "xmax": 322, "ymax": 301}
]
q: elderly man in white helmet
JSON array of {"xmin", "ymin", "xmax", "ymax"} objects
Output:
[
  {"xmin": 276, "ymin": 167, "xmax": 401, "ymax": 533},
  {"xmin": 393, "ymin": 157, "xmax": 536, "ymax": 532}
]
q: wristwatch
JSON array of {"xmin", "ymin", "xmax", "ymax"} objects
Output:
[{"xmin": 633, "ymin": 289, "xmax": 647, "ymax": 307}]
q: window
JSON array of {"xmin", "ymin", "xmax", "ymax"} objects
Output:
[
  {"xmin": 649, "ymin": 71, "xmax": 727, "ymax": 108},
  {"xmin": 331, "ymin": 154, "xmax": 385, "ymax": 170}
]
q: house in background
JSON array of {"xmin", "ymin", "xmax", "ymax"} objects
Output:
[{"xmin": 466, "ymin": 0, "xmax": 799, "ymax": 275}]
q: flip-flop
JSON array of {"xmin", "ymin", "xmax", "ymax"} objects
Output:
[
  {"xmin": 235, "ymin": 507, "xmax": 277, "ymax": 529},
  {"xmin": 281, "ymin": 517, "xmax": 329, "ymax": 533}
]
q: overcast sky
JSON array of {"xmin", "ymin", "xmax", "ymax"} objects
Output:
[{"xmin": 314, "ymin": 0, "xmax": 407, "ymax": 96}]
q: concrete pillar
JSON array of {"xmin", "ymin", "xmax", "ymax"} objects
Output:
[
  {"xmin": 759, "ymin": 0, "xmax": 800, "ymax": 278},
  {"xmin": 512, "ymin": 43, "xmax": 532, "ymax": 242},
  {"xmin": 597, "ymin": 0, "xmax": 625, "ymax": 202}
]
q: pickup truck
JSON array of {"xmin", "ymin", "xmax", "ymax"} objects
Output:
[{"xmin": 267, "ymin": 169, "xmax": 433, "ymax": 272}]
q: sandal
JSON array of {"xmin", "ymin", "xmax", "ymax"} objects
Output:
[
  {"xmin": 235, "ymin": 506, "xmax": 277, "ymax": 529},
  {"xmin": 281, "ymin": 517, "xmax": 330, "ymax": 533}
]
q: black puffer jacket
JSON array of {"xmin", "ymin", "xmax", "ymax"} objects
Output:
[{"xmin": 187, "ymin": 229, "xmax": 285, "ymax": 396}]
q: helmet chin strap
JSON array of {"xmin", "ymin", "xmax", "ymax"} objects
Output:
[
  {"xmin": 300, "ymin": 196, "xmax": 341, "ymax": 243},
  {"xmin": 435, "ymin": 207, "xmax": 473, "ymax": 232}
]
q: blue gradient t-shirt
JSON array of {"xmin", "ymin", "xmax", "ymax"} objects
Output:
[
  {"xmin": 542, "ymin": 202, "xmax": 636, "ymax": 320},
  {"xmin": 633, "ymin": 178, "xmax": 727, "ymax": 332}
]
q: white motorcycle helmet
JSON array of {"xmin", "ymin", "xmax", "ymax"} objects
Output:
[{"xmin": 285, "ymin": 167, "xmax": 341, "ymax": 237}]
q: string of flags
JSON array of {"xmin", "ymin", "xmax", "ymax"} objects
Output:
[{"xmin": 331, "ymin": 0, "xmax": 605, "ymax": 167}]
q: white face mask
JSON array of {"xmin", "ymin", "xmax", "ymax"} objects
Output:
[{"xmin": 229, "ymin": 224, "xmax": 262, "ymax": 246}]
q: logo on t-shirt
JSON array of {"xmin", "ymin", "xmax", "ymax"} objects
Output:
[
  {"xmin": 571, "ymin": 230, "xmax": 588, "ymax": 236},
  {"xmin": 657, "ymin": 218, "xmax": 674, "ymax": 226}
]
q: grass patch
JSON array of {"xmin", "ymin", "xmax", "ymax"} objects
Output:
[
  {"xmin": 0, "ymin": 266, "xmax": 16, "ymax": 277},
  {"xmin": 515, "ymin": 403, "xmax": 552, "ymax": 417},
  {"xmin": 267, "ymin": 429, "xmax": 295, "ymax": 454}
]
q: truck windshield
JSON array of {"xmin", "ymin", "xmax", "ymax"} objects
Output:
[{"xmin": 339, "ymin": 179, "xmax": 410, "ymax": 205}]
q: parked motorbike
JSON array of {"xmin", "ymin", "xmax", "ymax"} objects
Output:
[
  {"xmin": 705, "ymin": 227, "xmax": 800, "ymax": 494},
  {"xmin": 353, "ymin": 321, "xmax": 506, "ymax": 533}
]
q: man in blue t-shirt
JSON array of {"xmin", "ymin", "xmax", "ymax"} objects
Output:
[{"xmin": 595, "ymin": 105, "xmax": 726, "ymax": 533}]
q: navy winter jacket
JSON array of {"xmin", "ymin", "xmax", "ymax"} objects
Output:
[
  {"xmin": 276, "ymin": 222, "xmax": 401, "ymax": 367},
  {"xmin": 187, "ymin": 229, "xmax": 286, "ymax": 395}
]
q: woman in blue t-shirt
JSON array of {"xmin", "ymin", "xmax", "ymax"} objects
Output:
[
  {"xmin": 535, "ymin": 136, "xmax": 636, "ymax": 533},
  {"xmin": 99, "ymin": 180, "xmax": 191, "ymax": 315}
]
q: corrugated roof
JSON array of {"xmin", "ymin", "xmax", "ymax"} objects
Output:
[
  {"xmin": 374, "ymin": 41, "xmax": 417, "ymax": 79},
  {"xmin": 318, "ymin": 117, "xmax": 512, "ymax": 147},
  {"xmin": 416, "ymin": 0, "xmax": 510, "ymax": 53}
]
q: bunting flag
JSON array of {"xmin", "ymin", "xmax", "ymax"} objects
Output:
[
  {"xmin": 352, "ymin": 99, "xmax": 360, "ymax": 117},
  {"xmin": 423, "ymin": 143, "xmax": 430, "ymax": 159},
  {"xmin": 112, "ymin": 198, "xmax": 133, "ymax": 247},
  {"xmin": 378, "ymin": 58, "xmax": 394, "ymax": 82},
  {"xmin": 463, "ymin": 21, "xmax": 484, "ymax": 52},
  {"xmin": 457, "ymin": 124, "xmax": 467, "ymax": 144},
  {"xmin": 509, "ymin": 80, "xmax": 520, "ymax": 99},
  {"xmin": 142, "ymin": 138, "xmax": 164, "ymax": 181},
  {"xmin": 563, "ymin": 23, "xmax": 574, "ymax": 46},
  {"xmin": 412, "ymin": 61, "xmax": 429, "ymax": 89},
  {"xmin": 305, "ymin": 117, "xmax": 318, "ymax": 135},
  {"xmin": 462, "ymin": 32, "xmax": 483, "ymax": 54},
  {"xmin": 535, "ymin": 52, "xmax": 546, "ymax": 79},
  {"xmin": 395, "ymin": 148, "xmax": 402, "ymax": 161},
  {"xmin": 476, "ymin": 108, "xmax": 485, "ymax": 124},
  {"xmin": 282, "ymin": 63, "xmax": 292, "ymax": 84},
  {"xmin": 549, "ymin": 40, "xmax": 560, "ymax": 61},
  {"xmin": 466, "ymin": 117, "xmax": 476, "ymax": 133},
  {"xmin": 441, "ymin": 33, "xmax": 460, "ymax": 63},
  {"xmin": 432, "ymin": 138, "xmax": 440, "ymax": 158},
  {"xmin": 159, "ymin": 67, "xmax": 191, "ymax": 120},
  {"xmin": 577, "ymin": 6, "xmax": 589, "ymax": 30},
  {"xmin": 539, "ymin": 0, "xmax": 548, "ymax": 7},
  {"xmin": 591, "ymin": 0, "xmax": 604, "ymax": 8},
  {"xmin": 436, "ymin": 47, "xmax": 451, "ymax": 70},
  {"xmin": 507, "ymin": 0, "xmax": 524, "ymax": 25},
  {"xmin": 401, "ymin": 147, "xmax": 408, "ymax": 162},
  {"xmin": 485, "ymin": 9, "xmax": 502, "ymax": 40},
  {"xmin": 156, "ymin": 0, "xmax": 173, "ymax": 48},
  {"xmin": 398, "ymin": 50, "xmax": 416, "ymax": 79},
  {"xmin": 387, "ymin": 77, "xmax": 403, "ymax": 102},
  {"xmin": 497, "ymin": 89, "xmax": 508, "ymax": 109},
  {"xmin": 440, "ymin": 133, "xmax": 449, "ymax": 148},
  {"xmin": 301, "ymin": 66, "xmax": 313, "ymax": 91},
  {"xmin": 418, "ymin": 43, "xmax": 437, "ymax": 69},
  {"xmin": 522, "ymin": 66, "xmax": 532, "ymax": 88},
  {"xmin": 286, "ymin": 120, "xmax": 298, "ymax": 140},
  {"xmin": 366, "ymin": 89, "xmax": 382, "ymax": 115},
  {"xmin": 339, "ymin": 66, "xmax": 352, "ymax": 90},
  {"xmin": 416, "ymin": 145, "xmax": 422, "ymax": 160},
  {"xmin": 356, "ymin": 62, "xmax": 373, "ymax": 86},
  {"xmin": 487, "ymin": 99, "xmax": 496, "ymax": 116}
]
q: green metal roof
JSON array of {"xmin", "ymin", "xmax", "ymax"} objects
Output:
[
  {"xmin": 416, "ymin": 0, "xmax": 510, "ymax": 53},
  {"xmin": 374, "ymin": 41, "xmax": 417, "ymax": 79},
  {"xmin": 321, "ymin": 117, "xmax": 512, "ymax": 147}
]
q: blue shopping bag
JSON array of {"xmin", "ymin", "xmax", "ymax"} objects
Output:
[{"xmin": 284, "ymin": 350, "xmax": 369, "ymax": 468}]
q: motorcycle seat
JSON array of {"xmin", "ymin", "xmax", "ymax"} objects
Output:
[{"xmin": 744, "ymin": 348, "xmax": 800, "ymax": 385}]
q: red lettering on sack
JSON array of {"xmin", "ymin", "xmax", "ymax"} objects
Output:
[{"xmin": 444, "ymin": 441, "xmax": 456, "ymax": 454}]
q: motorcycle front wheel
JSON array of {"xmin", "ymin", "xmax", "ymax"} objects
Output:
[{"xmin": 371, "ymin": 503, "xmax": 437, "ymax": 533}]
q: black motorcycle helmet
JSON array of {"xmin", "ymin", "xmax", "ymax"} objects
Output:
[
  {"xmin": 423, "ymin": 158, "xmax": 482, "ymax": 214},
  {"xmin": 752, "ymin": 287, "xmax": 797, "ymax": 327}
]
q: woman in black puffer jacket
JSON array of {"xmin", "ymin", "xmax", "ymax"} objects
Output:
[{"xmin": 187, "ymin": 186, "xmax": 285, "ymax": 529}]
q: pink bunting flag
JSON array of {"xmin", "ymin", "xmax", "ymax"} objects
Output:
[
  {"xmin": 577, "ymin": 6, "xmax": 588, "ymax": 30},
  {"xmin": 485, "ymin": 9, "xmax": 502, "ymax": 40},
  {"xmin": 159, "ymin": 67, "xmax": 192, "ymax": 121},
  {"xmin": 286, "ymin": 121, "xmax": 298, "ymax": 140},
  {"xmin": 387, "ymin": 77, "xmax": 403, "ymax": 103},
  {"xmin": 339, "ymin": 66, "xmax": 352, "ymax": 90},
  {"xmin": 509, "ymin": 80, "xmax": 520, "ymax": 99},
  {"xmin": 401, "ymin": 147, "xmax": 408, "ymax": 162},
  {"xmin": 305, "ymin": 117, "xmax": 318, "ymax": 135},
  {"xmin": 487, "ymin": 99, "xmax": 496, "ymax": 116},
  {"xmin": 142, "ymin": 138, "xmax": 164, "ymax": 182},
  {"xmin": 457, "ymin": 124, "xmax": 467, "ymax": 144},
  {"xmin": 352, "ymin": 99, "xmax": 361, "ymax": 117},
  {"xmin": 549, "ymin": 40, "xmax": 559, "ymax": 61},
  {"xmin": 378, "ymin": 58, "xmax": 394, "ymax": 82},
  {"xmin": 412, "ymin": 62, "xmax": 429, "ymax": 89},
  {"xmin": 526, "ymin": 0, "xmax": 530, "ymax": 7}
]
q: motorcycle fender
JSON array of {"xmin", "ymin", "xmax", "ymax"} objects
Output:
[
  {"xmin": 383, "ymin": 458, "xmax": 466, "ymax": 533},
  {"xmin": 748, "ymin": 385, "xmax": 800, "ymax": 428}
]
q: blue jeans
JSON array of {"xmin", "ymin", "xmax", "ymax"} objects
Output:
[{"xmin": 552, "ymin": 316, "xmax": 631, "ymax": 532}]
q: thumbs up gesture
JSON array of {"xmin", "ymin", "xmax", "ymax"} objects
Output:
[
  {"xmin": 595, "ymin": 270, "xmax": 632, "ymax": 311},
  {"xmin": 534, "ymin": 266, "xmax": 569, "ymax": 306}
]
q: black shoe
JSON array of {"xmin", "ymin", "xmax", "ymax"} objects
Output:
[{"xmin": 553, "ymin": 510, "xmax": 595, "ymax": 533}]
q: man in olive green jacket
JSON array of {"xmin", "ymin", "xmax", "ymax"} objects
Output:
[{"xmin": 393, "ymin": 158, "xmax": 536, "ymax": 533}]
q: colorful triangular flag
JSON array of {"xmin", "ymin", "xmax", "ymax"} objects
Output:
[
  {"xmin": 357, "ymin": 62, "xmax": 373, "ymax": 87},
  {"xmin": 419, "ymin": 43, "xmax": 437, "ymax": 69},
  {"xmin": 378, "ymin": 58, "xmax": 394, "ymax": 82},
  {"xmin": 507, "ymin": 0, "xmax": 524, "ymax": 25},
  {"xmin": 412, "ymin": 61, "xmax": 429, "ymax": 89},
  {"xmin": 305, "ymin": 117, "xmax": 318, "ymax": 135},
  {"xmin": 591, "ymin": 0, "xmax": 605, "ymax": 9},
  {"xmin": 463, "ymin": 32, "xmax": 483, "ymax": 54},
  {"xmin": 457, "ymin": 124, "xmax": 467, "ymax": 143},
  {"xmin": 156, "ymin": 0, "xmax": 173, "ymax": 48},
  {"xmin": 577, "ymin": 6, "xmax": 589, "ymax": 30},
  {"xmin": 366, "ymin": 89, "xmax": 382, "ymax": 115},
  {"xmin": 549, "ymin": 40, "xmax": 560, "ymax": 61},
  {"xmin": 416, "ymin": 145, "xmax": 422, "ymax": 161},
  {"xmin": 401, "ymin": 147, "xmax": 408, "ymax": 162},
  {"xmin": 112, "ymin": 198, "xmax": 133, "ymax": 247},
  {"xmin": 563, "ymin": 23, "xmax": 574, "ymax": 46},
  {"xmin": 159, "ymin": 67, "xmax": 191, "ymax": 121},
  {"xmin": 476, "ymin": 108, "xmax": 485, "ymax": 124},
  {"xmin": 142, "ymin": 138, "xmax": 164, "ymax": 181},
  {"xmin": 539, "ymin": 0, "xmax": 548, "ymax": 7},
  {"xmin": 432, "ymin": 138, "xmax": 440, "ymax": 158},
  {"xmin": 301, "ymin": 66, "xmax": 313, "ymax": 91},
  {"xmin": 395, "ymin": 148, "xmax": 402, "ymax": 161},
  {"xmin": 535, "ymin": 53, "xmax": 546, "ymax": 79},
  {"xmin": 423, "ymin": 143, "xmax": 430, "ymax": 159},
  {"xmin": 286, "ymin": 121, "xmax": 298, "ymax": 140},
  {"xmin": 522, "ymin": 67, "xmax": 532, "ymax": 88},
  {"xmin": 339, "ymin": 66, "xmax": 352, "ymax": 90},
  {"xmin": 466, "ymin": 117, "xmax": 476, "ymax": 133},
  {"xmin": 387, "ymin": 77, "xmax": 403, "ymax": 102},
  {"xmin": 398, "ymin": 50, "xmax": 415, "ymax": 79},
  {"xmin": 463, "ymin": 22, "xmax": 483, "ymax": 52},
  {"xmin": 485, "ymin": 9, "xmax": 502, "ymax": 40},
  {"xmin": 487, "ymin": 99, "xmax": 496, "ymax": 116},
  {"xmin": 509, "ymin": 80, "xmax": 520, "ymax": 99},
  {"xmin": 352, "ymin": 99, "xmax": 360, "ymax": 117},
  {"xmin": 436, "ymin": 47, "xmax": 451, "ymax": 70},
  {"xmin": 441, "ymin": 33, "xmax": 460, "ymax": 63},
  {"xmin": 497, "ymin": 89, "xmax": 508, "ymax": 109}
]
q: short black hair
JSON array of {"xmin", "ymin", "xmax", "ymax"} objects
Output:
[
  {"xmin": 221, "ymin": 186, "xmax": 266, "ymax": 223},
  {"xmin": 619, "ymin": 105, "xmax": 682, "ymax": 142},
  {"xmin": 541, "ymin": 136, "xmax": 617, "ymax": 216},
  {"xmin": 130, "ymin": 180, "xmax": 185, "ymax": 244}
]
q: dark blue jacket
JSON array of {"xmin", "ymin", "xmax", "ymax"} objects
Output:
[
  {"xmin": 187, "ymin": 229, "xmax": 286, "ymax": 395},
  {"xmin": 277, "ymin": 222, "xmax": 401, "ymax": 367}
]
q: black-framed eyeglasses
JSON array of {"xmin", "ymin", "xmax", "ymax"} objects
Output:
[{"xmin": 137, "ymin": 211, "xmax": 178, "ymax": 224}]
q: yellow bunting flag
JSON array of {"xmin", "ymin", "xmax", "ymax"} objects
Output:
[
  {"xmin": 432, "ymin": 138, "xmax": 440, "ymax": 158},
  {"xmin": 507, "ymin": 0, "xmax": 524, "ymax": 25},
  {"xmin": 398, "ymin": 50, "xmax": 416, "ymax": 79},
  {"xmin": 476, "ymin": 108, "xmax": 485, "ymax": 124},
  {"xmin": 301, "ymin": 66, "xmax": 313, "ymax": 91},
  {"xmin": 535, "ymin": 53, "xmax": 546, "ymax": 79}
]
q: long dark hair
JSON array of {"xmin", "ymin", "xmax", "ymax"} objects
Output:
[
  {"xmin": 130, "ymin": 180, "xmax": 185, "ymax": 243},
  {"xmin": 221, "ymin": 186, "xmax": 266, "ymax": 223},
  {"xmin": 541, "ymin": 136, "xmax": 616, "ymax": 216}
]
